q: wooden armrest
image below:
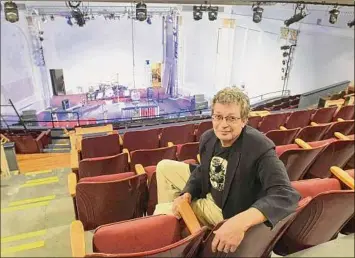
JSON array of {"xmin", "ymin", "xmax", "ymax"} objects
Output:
[
  {"xmin": 310, "ymin": 122, "xmax": 318, "ymax": 126},
  {"xmin": 70, "ymin": 220, "xmax": 86, "ymax": 258},
  {"xmin": 334, "ymin": 132, "xmax": 349, "ymax": 140},
  {"xmin": 68, "ymin": 173, "xmax": 77, "ymax": 197},
  {"xmin": 279, "ymin": 126, "xmax": 287, "ymax": 130},
  {"xmin": 0, "ymin": 134, "xmax": 10, "ymax": 143},
  {"xmin": 197, "ymin": 154, "xmax": 201, "ymax": 164},
  {"xmin": 337, "ymin": 118, "xmax": 345, "ymax": 122},
  {"xmin": 176, "ymin": 200, "xmax": 202, "ymax": 235},
  {"xmin": 168, "ymin": 142, "xmax": 174, "ymax": 147},
  {"xmin": 135, "ymin": 164, "xmax": 146, "ymax": 175},
  {"xmin": 330, "ymin": 166, "xmax": 354, "ymax": 190},
  {"xmin": 119, "ymin": 135, "xmax": 123, "ymax": 145},
  {"xmin": 122, "ymin": 148, "xmax": 131, "ymax": 163},
  {"xmin": 295, "ymin": 138, "xmax": 312, "ymax": 149},
  {"xmin": 63, "ymin": 128, "xmax": 69, "ymax": 135}
]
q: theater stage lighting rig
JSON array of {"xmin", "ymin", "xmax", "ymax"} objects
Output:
[
  {"xmin": 284, "ymin": 3, "xmax": 307, "ymax": 27},
  {"xmin": 252, "ymin": 2, "xmax": 264, "ymax": 23},
  {"xmin": 4, "ymin": 1, "xmax": 19, "ymax": 23},
  {"xmin": 329, "ymin": 6, "xmax": 339, "ymax": 24}
]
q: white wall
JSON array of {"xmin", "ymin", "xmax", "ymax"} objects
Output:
[
  {"xmin": 41, "ymin": 15, "xmax": 163, "ymax": 94},
  {"xmin": 0, "ymin": 11, "xmax": 47, "ymax": 113},
  {"xmin": 178, "ymin": 4, "xmax": 354, "ymax": 100}
]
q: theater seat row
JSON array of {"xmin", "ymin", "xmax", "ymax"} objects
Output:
[{"xmin": 69, "ymin": 167, "xmax": 354, "ymax": 257}]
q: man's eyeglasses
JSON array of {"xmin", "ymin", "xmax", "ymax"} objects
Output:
[{"xmin": 212, "ymin": 114, "xmax": 241, "ymax": 124}]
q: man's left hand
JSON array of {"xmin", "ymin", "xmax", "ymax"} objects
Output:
[{"xmin": 211, "ymin": 217, "xmax": 246, "ymax": 253}]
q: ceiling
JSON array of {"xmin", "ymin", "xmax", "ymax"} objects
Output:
[{"xmin": 7, "ymin": 0, "xmax": 355, "ymax": 6}]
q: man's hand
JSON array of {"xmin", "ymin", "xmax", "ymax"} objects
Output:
[
  {"xmin": 211, "ymin": 216, "xmax": 246, "ymax": 253},
  {"xmin": 172, "ymin": 193, "xmax": 192, "ymax": 219}
]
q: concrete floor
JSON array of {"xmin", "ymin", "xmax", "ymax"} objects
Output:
[
  {"xmin": 1, "ymin": 168, "xmax": 93, "ymax": 257},
  {"xmin": 1, "ymin": 168, "xmax": 354, "ymax": 257}
]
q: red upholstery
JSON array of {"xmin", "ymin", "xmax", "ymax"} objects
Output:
[
  {"xmin": 79, "ymin": 172, "xmax": 135, "ymax": 183},
  {"xmin": 183, "ymin": 159, "xmax": 198, "ymax": 165},
  {"xmin": 265, "ymin": 128, "xmax": 300, "ymax": 146},
  {"xmin": 311, "ymin": 106, "xmax": 337, "ymax": 124},
  {"xmin": 123, "ymin": 128, "xmax": 160, "ymax": 152},
  {"xmin": 81, "ymin": 134, "xmax": 121, "ymax": 159},
  {"xmin": 247, "ymin": 116, "xmax": 262, "ymax": 129},
  {"xmin": 274, "ymin": 178, "xmax": 354, "ymax": 255},
  {"xmin": 295, "ymin": 124, "xmax": 330, "ymax": 142},
  {"xmin": 305, "ymin": 139, "xmax": 355, "ymax": 178},
  {"xmin": 322, "ymin": 120, "xmax": 355, "ymax": 139},
  {"xmin": 75, "ymin": 173, "xmax": 148, "ymax": 230},
  {"xmin": 199, "ymin": 197, "xmax": 311, "ymax": 258},
  {"xmin": 89, "ymin": 215, "xmax": 208, "ymax": 257},
  {"xmin": 195, "ymin": 121, "xmax": 212, "ymax": 141},
  {"xmin": 78, "ymin": 153, "xmax": 129, "ymax": 179},
  {"xmin": 275, "ymin": 144, "xmax": 299, "ymax": 157},
  {"xmin": 160, "ymin": 124, "xmax": 195, "ymax": 147},
  {"xmin": 291, "ymin": 178, "xmax": 341, "ymax": 198},
  {"xmin": 307, "ymin": 138, "xmax": 337, "ymax": 148},
  {"xmin": 279, "ymin": 145, "xmax": 325, "ymax": 181},
  {"xmin": 333, "ymin": 105, "xmax": 355, "ymax": 121},
  {"xmin": 8, "ymin": 134, "xmax": 42, "ymax": 154},
  {"xmin": 284, "ymin": 110, "xmax": 313, "ymax": 129},
  {"xmin": 258, "ymin": 113, "xmax": 290, "ymax": 133},
  {"xmin": 341, "ymin": 170, "xmax": 354, "ymax": 235},
  {"xmin": 177, "ymin": 142, "xmax": 199, "ymax": 161},
  {"xmin": 130, "ymin": 146, "xmax": 177, "ymax": 170}
]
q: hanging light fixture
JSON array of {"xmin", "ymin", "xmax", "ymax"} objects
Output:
[
  {"xmin": 4, "ymin": 1, "xmax": 19, "ymax": 23},
  {"xmin": 207, "ymin": 6, "xmax": 218, "ymax": 21},
  {"xmin": 284, "ymin": 3, "xmax": 307, "ymax": 27},
  {"xmin": 136, "ymin": 1, "xmax": 147, "ymax": 21},
  {"xmin": 252, "ymin": 2, "xmax": 263, "ymax": 23},
  {"xmin": 193, "ymin": 5, "xmax": 203, "ymax": 21},
  {"xmin": 329, "ymin": 6, "xmax": 339, "ymax": 24}
]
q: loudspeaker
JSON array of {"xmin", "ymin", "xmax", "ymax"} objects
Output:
[{"xmin": 50, "ymin": 69, "xmax": 66, "ymax": 96}]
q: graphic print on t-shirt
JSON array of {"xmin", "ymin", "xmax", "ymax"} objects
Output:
[{"xmin": 209, "ymin": 156, "xmax": 228, "ymax": 191}]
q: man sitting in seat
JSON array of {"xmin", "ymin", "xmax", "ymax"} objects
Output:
[{"xmin": 154, "ymin": 87, "xmax": 300, "ymax": 254}]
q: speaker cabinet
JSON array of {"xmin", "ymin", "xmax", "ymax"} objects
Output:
[{"xmin": 50, "ymin": 69, "xmax": 66, "ymax": 96}]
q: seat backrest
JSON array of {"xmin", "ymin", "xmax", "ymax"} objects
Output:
[
  {"xmin": 279, "ymin": 145, "xmax": 325, "ymax": 181},
  {"xmin": 195, "ymin": 121, "xmax": 213, "ymax": 141},
  {"xmin": 265, "ymin": 128, "xmax": 300, "ymax": 146},
  {"xmin": 76, "ymin": 173, "xmax": 148, "ymax": 231},
  {"xmin": 130, "ymin": 146, "xmax": 177, "ymax": 169},
  {"xmin": 258, "ymin": 113, "xmax": 289, "ymax": 133},
  {"xmin": 78, "ymin": 153, "xmax": 129, "ymax": 179},
  {"xmin": 123, "ymin": 128, "xmax": 160, "ymax": 151},
  {"xmin": 305, "ymin": 139, "xmax": 355, "ymax": 178},
  {"xmin": 275, "ymin": 178, "xmax": 354, "ymax": 255},
  {"xmin": 81, "ymin": 134, "xmax": 121, "ymax": 159},
  {"xmin": 247, "ymin": 116, "xmax": 262, "ymax": 129},
  {"xmin": 199, "ymin": 198, "xmax": 311, "ymax": 258},
  {"xmin": 284, "ymin": 110, "xmax": 313, "ymax": 129},
  {"xmin": 322, "ymin": 120, "xmax": 355, "ymax": 140},
  {"xmin": 88, "ymin": 216, "xmax": 208, "ymax": 257},
  {"xmin": 333, "ymin": 105, "xmax": 355, "ymax": 121},
  {"xmin": 311, "ymin": 106, "xmax": 337, "ymax": 124},
  {"xmin": 11, "ymin": 135, "xmax": 40, "ymax": 154},
  {"xmin": 160, "ymin": 124, "xmax": 195, "ymax": 147},
  {"xmin": 295, "ymin": 124, "xmax": 330, "ymax": 142},
  {"xmin": 178, "ymin": 142, "xmax": 199, "ymax": 161}
]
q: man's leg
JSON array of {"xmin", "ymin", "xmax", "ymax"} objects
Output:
[
  {"xmin": 191, "ymin": 193, "xmax": 224, "ymax": 229},
  {"xmin": 154, "ymin": 159, "xmax": 191, "ymax": 215}
]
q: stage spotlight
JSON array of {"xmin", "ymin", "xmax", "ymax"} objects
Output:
[
  {"xmin": 193, "ymin": 5, "xmax": 203, "ymax": 21},
  {"xmin": 4, "ymin": 1, "xmax": 19, "ymax": 23},
  {"xmin": 41, "ymin": 15, "xmax": 47, "ymax": 23},
  {"xmin": 50, "ymin": 15, "xmax": 55, "ymax": 21},
  {"xmin": 146, "ymin": 16, "xmax": 152, "ymax": 24},
  {"xmin": 208, "ymin": 6, "xmax": 218, "ymax": 21},
  {"xmin": 282, "ymin": 60, "xmax": 286, "ymax": 65},
  {"xmin": 252, "ymin": 3, "xmax": 263, "ymax": 23},
  {"xmin": 284, "ymin": 11, "xmax": 307, "ymax": 27},
  {"xmin": 348, "ymin": 19, "xmax": 355, "ymax": 28},
  {"xmin": 71, "ymin": 8, "xmax": 85, "ymax": 26},
  {"xmin": 281, "ymin": 45, "xmax": 290, "ymax": 50},
  {"xmin": 283, "ymin": 51, "xmax": 289, "ymax": 58},
  {"xmin": 136, "ymin": 2, "xmax": 147, "ymax": 21},
  {"xmin": 329, "ymin": 7, "xmax": 339, "ymax": 24}
]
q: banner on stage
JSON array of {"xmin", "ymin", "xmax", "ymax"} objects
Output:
[{"xmin": 151, "ymin": 63, "xmax": 162, "ymax": 87}]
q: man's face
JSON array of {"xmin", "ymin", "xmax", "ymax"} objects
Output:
[{"xmin": 212, "ymin": 103, "xmax": 246, "ymax": 147}]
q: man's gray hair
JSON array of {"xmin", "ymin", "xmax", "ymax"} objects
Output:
[{"xmin": 212, "ymin": 87, "xmax": 250, "ymax": 121}]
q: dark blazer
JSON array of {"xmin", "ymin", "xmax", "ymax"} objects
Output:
[{"xmin": 182, "ymin": 125, "xmax": 300, "ymax": 227}]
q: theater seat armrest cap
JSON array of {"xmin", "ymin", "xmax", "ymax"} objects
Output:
[
  {"xmin": 334, "ymin": 132, "xmax": 349, "ymax": 140},
  {"xmin": 330, "ymin": 166, "xmax": 354, "ymax": 190},
  {"xmin": 68, "ymin": 173, "xmax": 77, "ymax": 197},
  {"xmin": 295, "ymin": 138, "xmax": 312, "ymax": 149},
  {"xmin": 122, "ymin": 148, "xmax": 131, "ymax": 163},
  {"xmin": 70, "ymin": 220, "xmax": 85, "ymax": 258},
  {"xmin": 280, "ymin": 126, "xmax": 287, "ymax": 130},
  {"xmin": 168, "ymin": 142, "xmax": 174, "ymax": 147},
  {"xmin": 177, "ymin": 200, "xmax": 202, "ymax": 235},
  {"xmin": 135, "ymin": 164, "xmax": 146, "ymax": 175}
]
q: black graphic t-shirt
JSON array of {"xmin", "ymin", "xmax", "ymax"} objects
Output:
[{"xmin": 209, "ymin": 141, "xmax": 232, "ymax": 208}]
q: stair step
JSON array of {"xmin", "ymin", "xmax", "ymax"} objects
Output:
[
  {"xmin": 52, "ymin": 139, "xmax": 70, "ymax": 144},
  {"xmin": 43, "ymin": 148, "xmax": 71, "ymax": 153},
  {"xmin": 47, "ymin": 143, "xmax": 71, "ymax": 149}
]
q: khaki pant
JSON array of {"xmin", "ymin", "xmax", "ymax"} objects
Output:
[{"xmin": 153, "ymin": 159, "xmax": 223, "ymax": 228}]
